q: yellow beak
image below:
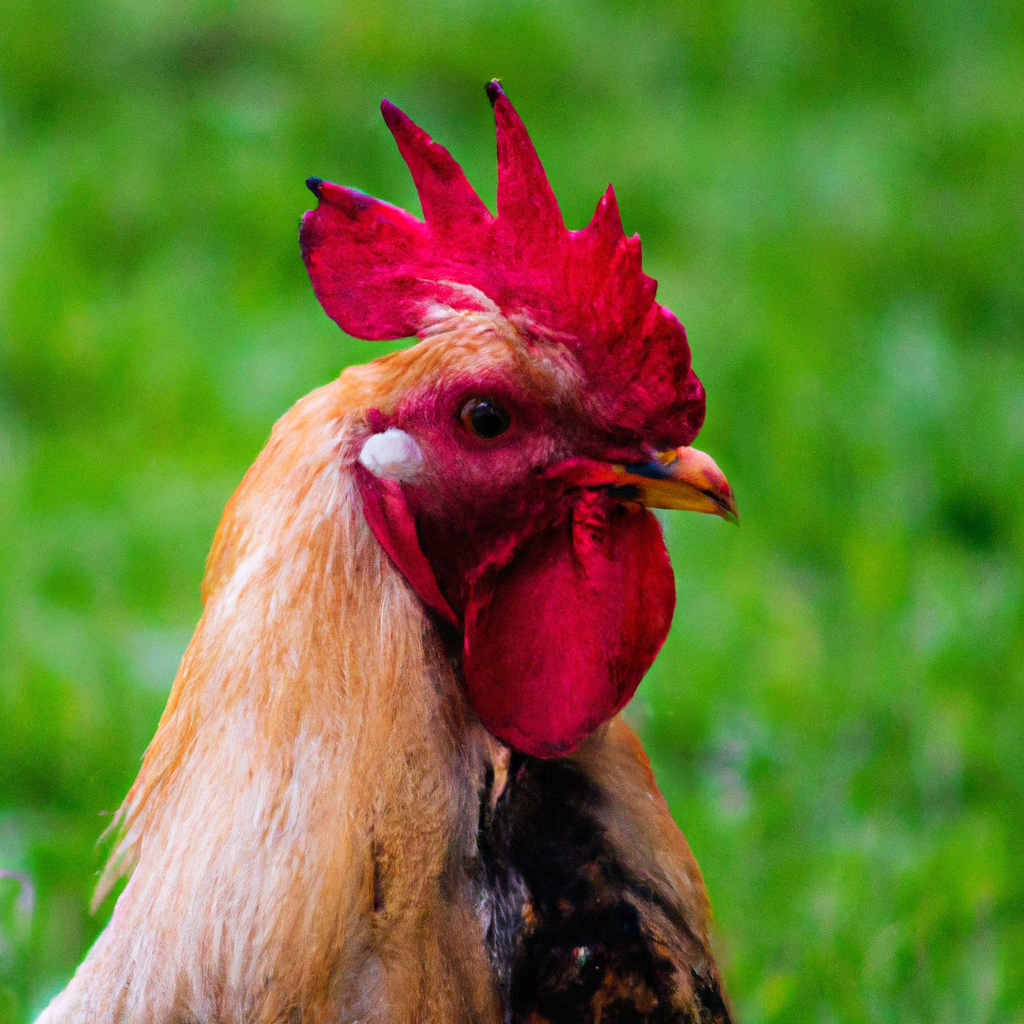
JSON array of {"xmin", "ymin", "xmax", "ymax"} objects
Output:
[{"xmin": 613, "ymin": 446, "xmax": 739, "ymax": 524}]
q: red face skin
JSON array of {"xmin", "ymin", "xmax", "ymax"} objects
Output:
[{"xmin": 357, "ymin": 351, "xmax": 676, "ymax": 758}]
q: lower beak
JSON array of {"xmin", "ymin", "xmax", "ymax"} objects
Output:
[{"xmin": 613, "ymin": 446, "xmax": 739, "ymax": 524}]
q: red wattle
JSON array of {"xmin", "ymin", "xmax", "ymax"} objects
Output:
[
  {"xmin": 462, "ymin": 493, "xmax": 675, "ymax": 757},
  {"xmin": 355, "ymin": 467, "xmax": 459, "ymax": 627}
]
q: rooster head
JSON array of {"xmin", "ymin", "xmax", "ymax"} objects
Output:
[{"xmin": 299, "ymin": 81, "xmax": 736, "ymax": 757}]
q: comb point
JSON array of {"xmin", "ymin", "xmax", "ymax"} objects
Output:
[{"xmin": 486, "ymin": 79, "xmax": 504, "ymax": 108}]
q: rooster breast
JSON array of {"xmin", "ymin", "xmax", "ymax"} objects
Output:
[{"xmin": 479, "ymin": 717, "xmax": 733, "ymax": 1024}]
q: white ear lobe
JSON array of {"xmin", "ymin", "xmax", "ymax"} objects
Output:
[{"xmin": 358, "ymin": 428, "xmax": 424, "ymax": 482}]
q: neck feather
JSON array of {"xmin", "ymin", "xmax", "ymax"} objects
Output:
[{"xmin": 50, "ymin": 377, "xmax": 495, "ymax": 1024}]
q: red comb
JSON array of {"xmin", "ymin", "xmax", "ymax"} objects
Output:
[{"xmin": 300, "ymin": 81, "xmax": 705, "ymax": 448}]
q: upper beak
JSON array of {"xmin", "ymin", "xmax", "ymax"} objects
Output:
[{"xmin": 612, "ymin": 446, "xmax": 739, "ymax": 524}]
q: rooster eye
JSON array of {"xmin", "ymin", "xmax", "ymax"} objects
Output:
[{"xmin": 460, "ymin": 398, "xmax": 511, "ymax": 439}]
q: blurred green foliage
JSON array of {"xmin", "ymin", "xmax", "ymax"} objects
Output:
[{"xmin": 1, "ymin": 0, "xmax": 1022, "ymax": 1020}]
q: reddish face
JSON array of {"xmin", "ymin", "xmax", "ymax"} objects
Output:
[{"xmin": 352, "ymin": 320, "xmax": 737, "ymax": 757}]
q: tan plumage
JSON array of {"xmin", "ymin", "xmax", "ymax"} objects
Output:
[{"xmin": 38, "ymin": 312, "xmax": 731, "ymax": 1023}]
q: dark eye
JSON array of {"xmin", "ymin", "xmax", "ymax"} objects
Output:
[{"xmin": 460, "ymin": 398, "xmax": 511, "ymax": 439}]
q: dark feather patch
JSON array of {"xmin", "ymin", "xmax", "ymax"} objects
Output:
[{"xmin": 480, "ymin": 756, "xmax": 733, "ymax": 1024}]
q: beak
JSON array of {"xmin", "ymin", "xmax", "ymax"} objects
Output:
[{"xmin": 613, "ymin": 446, "xmax": 739, "ymax": 524}]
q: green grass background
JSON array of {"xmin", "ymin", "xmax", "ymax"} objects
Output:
[{"xmin": 1, "ymin": 0, "xmax": 1022, "ymax": 1020}]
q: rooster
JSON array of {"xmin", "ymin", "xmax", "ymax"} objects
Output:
[{"xmin": 38, "ymin": 81, "xmax": 738, "ymax": 1024}]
